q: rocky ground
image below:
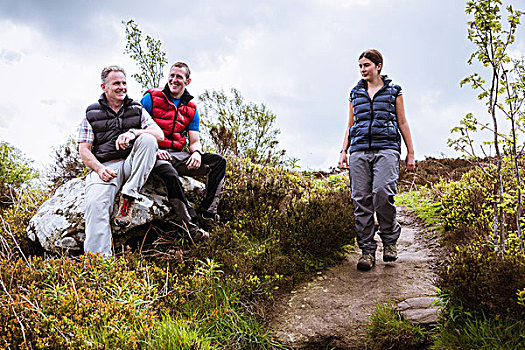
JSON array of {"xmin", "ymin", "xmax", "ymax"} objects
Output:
[{"xmin": 269, "ymin": 206, "xmax": 443, "ymax": 349}]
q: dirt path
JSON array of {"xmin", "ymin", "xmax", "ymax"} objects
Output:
[{"xmin": 269, "ymin": 206, "xmax": 442, "ymax": 350}]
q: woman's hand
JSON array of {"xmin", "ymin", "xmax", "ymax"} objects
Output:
[
  {"xmin": 405, "ymin": 153, "xmax": 415, "ymax": 171},
  {"xmin": 338, "ymin": 152, "xmax": 349, "ymax": 169}
]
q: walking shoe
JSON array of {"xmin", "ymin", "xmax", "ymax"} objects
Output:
[
  {"xmin": 357, "ymin": 253, "xmax": 375, "ymax": 271},
  {"xmin": 197, "ymin": 210, "xmax": 220, "ymax": 227},
  {"xmin": 383, "ymin": 245, "xmax": 398, "ymax": 262},
  {"xmin": 114, "ymin": 195, "xmax": 135, "ymax": 227},
  {"xmin": 191, "ymin": 227, "xmax": 210, "ymax": 241}
]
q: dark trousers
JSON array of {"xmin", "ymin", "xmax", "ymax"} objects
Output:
[{"xmin": 153, "ymin": 151, "xmax": 226, "ymax": 216}]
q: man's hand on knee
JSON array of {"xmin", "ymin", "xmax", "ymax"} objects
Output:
[
  {"xmin": 157, "ymin": 150, "xmax": 172, "ymax": 160},
  {"xmin": 115, "ymin": 130, "xmax": 136, "ymax": 150},
  {"xmin": 96, "ymin": 166, "xmax": 117, "ymax": 182},
  {"xmin": 186, "ymin": 152, "xmax": 201, "ymax": 170}
]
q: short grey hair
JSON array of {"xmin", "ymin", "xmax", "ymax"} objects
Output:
[{"xmin": 101, "ymin": 65, "xmax": 126, "ymax": 84}]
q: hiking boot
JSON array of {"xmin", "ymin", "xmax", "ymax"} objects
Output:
[
  {"xmin": 383, "ymin": 245, "xmax": 398, "ymax": 262},
  {"xmin": 191, "ymin": 227, "xmax": 210, "ymax": 241},
  {"xmin": 197, "ymin": 210, "xmax": 220, "ymax": 227},
  {"xmin": 114, "ymin": 195, "xmax": 135, "ymax": 227},
  {"xmin": 357, "ymin": 253, "xmax": 375, "ymax": 271}
]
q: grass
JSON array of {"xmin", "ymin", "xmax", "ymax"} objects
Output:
[
  {"xmin": 431, "ymin": 312, "xmax": 525, "ymax": 350},
  {"xmin": 177, "ymin": 259, "xmax": 287, "ymax": 350},
  {"xmin": 365, "ymin": 300, "xmax": 431, "ymax": 350},
  {"xmin": 148, "ymin": 315, "xmax": 217, "ymax": 350},
  {"xmin": 396, "ymin": 188, "xmax": 444, "ymax": 233}
]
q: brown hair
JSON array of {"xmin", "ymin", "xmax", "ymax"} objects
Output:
[
  {"xmin": 170, "ymin": 61, "xmax": 191, "ymax": 79},
  {"xmin": 359, "ymin": 49, "xmax": 383, "ymax": 73}
]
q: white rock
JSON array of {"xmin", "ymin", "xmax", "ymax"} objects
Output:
[{"xmin": 27, "ymin": 174, "xmax": 205, "ymax": 254}]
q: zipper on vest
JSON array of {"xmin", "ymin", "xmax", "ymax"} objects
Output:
[
  {"xmin": 368, "ymin": 83, "xmax": 389, "ymax": 149},
  {"xmin": 368, "ymin": 101, "xmax": 373, "ymax": 149},
  {"xmin": 169, "ymin": 106, "xmax": 179, "ymax": 140}
]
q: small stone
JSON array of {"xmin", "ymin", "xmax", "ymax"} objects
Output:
[
  {"xmin": 398, "ymin": 296, "xmax": 440, "ymax": 324},
  {"xmin": 58, "ymin": 237, "xmax": 78, "ymax": 249},
  {"xmin": 402, "ymin": 308, "xmax": 439, "ymax": 324}
]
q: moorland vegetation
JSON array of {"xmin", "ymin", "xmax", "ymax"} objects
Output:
[{"xmin": 2, "ymin": 1, "xmax": 525, "ymax": 348}]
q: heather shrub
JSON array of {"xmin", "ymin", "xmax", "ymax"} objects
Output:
[
  {"xmin": 0, "ymin": 256, "xmax": 159, "ymax": 349},
  {"xmin": 0, "ymin": 187, "xmax": 48, "ymax": 260},
  {"xmin": 219, "ymin": 156, "xmax": 311, "ymax": 222},
  {"xmin": 436, "ymin": 238, "xmax": 525, "ymax": 320},
  {"xmin": 434, "ymin": 168, "xmax": 493, "ymax": 239},
  {"xmin": 0, "ymin": 155, "xmax": 354, "ymax": 349},
  {"xmin": 201, "ymin": 157, "xmax": 355, "ymax": 294},
  {"xmin": 431, "ymin": 162, "xmax": 525, "ymax": 248},
  {"xmin": 398, "ymin": 156, "xmax": 475, "ymax": 191}
]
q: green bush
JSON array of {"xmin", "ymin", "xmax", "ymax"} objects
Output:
[
  {"xmin": 0, "ymin": 187, "xmax": 48, "ymax": 259},
  {"xmin": 0, "ymin": 256, "xmax": 159, "ymax": 349},
  {"xmin": 0, "ymin": 254, "xmax": 284, "ymax": 349},
  {"xmin": 46, "ymin": 137, "xmax": 87, "ymax": 190},
  {"xmin": 436, "ymin": 239, "xmax": 525, "ymax": 320},
  {"xmin": 201, "ymin": 157, "xmax": 355, "ymax": 294},
  {"xmin": 365, "ymin": 301, "xmax": 430, "ymax": 350},
  {"xmin": 519, "ymin": 288, "xmax": 525, "ymax": 308},
  {"xmin": 434, "ymin": 168, "xmax": 494, "ymax": 242},
  {"xmin": 433, "ymin": 162, "xmax": 525, "ymax": 247},
  {"xmin": 0, "ymin": 142, "xmax": 39, "ymax": 209}
]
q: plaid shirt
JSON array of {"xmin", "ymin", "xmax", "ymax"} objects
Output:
[{"xmin": 77, "ymin": 107, "xmax": 155, "ymax": 144}]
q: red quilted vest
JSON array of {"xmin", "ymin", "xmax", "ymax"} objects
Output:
[{"xmin": 146, "ymin": 87, "xmax": 196, "ymax": 150}]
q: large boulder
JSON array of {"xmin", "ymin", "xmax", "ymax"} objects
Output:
[{"xmin": 26, "ymin": 174, "xmax": 205, "ymax": 254}]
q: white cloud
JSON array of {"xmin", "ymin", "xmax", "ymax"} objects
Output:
[
  {"xmin": 0, "ymin": 0, "xmax": 524, "ymax": 171},
  {"xmin": 0, "ymin": 49, "xmax": 21, "ymax": 64},
  {"xmin": 0, "ymin": 106, "xmax": 13, "ymax": 128},
  {"xmin": 315, "ymin": 0, "xmax": 372, "ymax": 8}
]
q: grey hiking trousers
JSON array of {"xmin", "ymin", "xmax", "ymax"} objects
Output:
[
  {"xmin": 84, "ymin": 134, "xmax": 158, "ymax": 256},
  {"xmin": 349, "ymin": 149, "xmax": 401, "ymax": 255}
]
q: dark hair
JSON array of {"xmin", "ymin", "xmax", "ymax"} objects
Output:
[
  {"xmin": 359, "ymin": 49, "xmax": 383, "ymax": 73},
  {"xmin": 101, "ymin": 65, "xmax": 126, "ymax": 84},
  {"xmin": 170, "ymin": 61, "xmax": 191, "ymax": 79}
]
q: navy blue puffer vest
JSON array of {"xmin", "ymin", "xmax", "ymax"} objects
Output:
[
  {"xmin": 348, "ymin": 76, "xmax": 402, "ymax": 153},
  {"xmin": 86, "ymin": 94, "xmax": 142, "ymax": 162}
]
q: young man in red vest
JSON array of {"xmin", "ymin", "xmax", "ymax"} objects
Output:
[{"xmin": 141, "ymin": 62, "xmax": 226, "ymax": 240}]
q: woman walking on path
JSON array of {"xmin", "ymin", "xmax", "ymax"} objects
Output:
[{"xmin": 338, "ymin": 49, "xmax": 415, "ymax": 271}]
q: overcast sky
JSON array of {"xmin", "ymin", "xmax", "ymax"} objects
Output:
[{"xmin": 1, "ymin": 0, "xmax": 524, "ymax": 170}]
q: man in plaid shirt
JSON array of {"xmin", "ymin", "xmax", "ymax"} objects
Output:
[{"xmin": 78, "ymin": 65, "xmax": 163, "ymax": 257}]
